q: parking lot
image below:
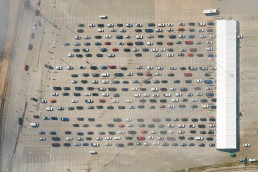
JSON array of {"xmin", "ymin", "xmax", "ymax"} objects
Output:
[{"xmin": 25, "ymin": 18, "xmax": 218, "ymax": 151}]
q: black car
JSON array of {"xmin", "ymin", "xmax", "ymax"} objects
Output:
[
  {"xmin": 145, "ymin": 29, "xmax": 153, "ymax": 33},
  {"xmin": 73, "ymin": 93, "xmax": 81, "ymax": 97},
  {"xmin": 169, "ymin": 35, "xmax": 176, "ymax": 39},
  {"xmin": 84, "ymin": 42, "xmax": 91, "ymax": 46},
  {"xmin": 107, "ymin": 124, "xmax": 114, "ymax": 127},
  {"xmin": 88, "ymin": 118, "xmax": 95, "ymax": 121},
  {"xmin": 168, "ymin": 73, "xmax": 174, "ymax": 77},
  {"xmin": 96, "ymin": 54, "xmax": 103, "ymax": 57},
  {"xmin": 76, "ymin": 54, "xmax": 83, "ymax": 58},
  {"xmin": 208, "ymin": 130, "xmax": 215, "ymax": 134},
  {"xmin": 65, "ymin": 131, "xmax": 72, "ymax": 135},
  {"xmin": 197, "ymin": 54, "xmax": 203, "ymax": 57},
  {"xmin": 167, "ymin": 48, "xmax": 173, "ymax": 52},
  {"xmin": 83, "ymin": 73, "xmax": 89, "ymax": 77},
  {"xmin": 85, "ymin": 137, "xmax": 92, "ymax": 140},
  {"xmin": 118, "ymin": 106, "xmax": 125, "ymax": 109},
  {"xmin": 135, "ymin": 29, "xmax": 142, "ymax": 32},
  {"xmin": 98, "ymin": 132, "xmax": 105, "ymax": 135},
  {"xmin": 200, "ymin": 131, "xmax": 206, "ymax": 134},
  {"xmin": 96, "ymin": 105, "xmax": 103, "ymax": 109},
  {"xmin": 95, "ymin": 42, "xmax": 102, "ymax": 46},
  {"xmin": 144, "ymin": 80, "xmax": 151, "ymax": 84},
  {"xmin": 156, "ymin": 42, "xmax": 163, "ymax": 45},
  {"xmin": 77, "ymin": 132, "xmax": 84, "ymax": 136},
  {"xmin": 92, "ymin": 73, "xmax": 100, "ymax": 77},
  {"xmin": 64, "ymin": 143, "xmax": 71, "ymax": 147},
  {"xmin": 52, "ymin": 143, "xmax": 60, "ymax": 147},
  {"xmin": 92, "ymin": 93, "xmax": 99, "ymax": 96},
  {"xmin": 211, "ymin": 98, "xmax": 216, "ymax": 102},
  {"xmin": 78, "ymin": 24, "xmax": 84, "ymax": 27},
  {"xmin": 135, "ymin": 42, "xmax": 144, "ymax": 45},
  {"xmin": 198, "ymin": 124, "xmax": 206, "ymax": 128},
  {"xmin": 185, "ymin": 80, "xmax": 192, "ymax": 83},
  {"xmin": 73, "ymin": 124, "xmax": 79, "ymax": 127},
  {"xmin": 188, "ymin": 22, "xmax": 195, "ymax": 26},
  {"xmin": 137, "ymin": 72, "xmax": 143, "ymax": 76},
  {"xmin": 124, "ymin": 48, "xmax": 130, "ymax": 52},
  {"xmin": 179, "ymin": 67, "xmax": 186, "ymax": 70},
  {"xmin": 87, "ymin": 131, "xmax": 94, "ymax": 135},
  {"xmin": 63, "ymin": 87, "xmax": 70, "ymax": 90},
  {"xmin": 114, "ymin": 73, "xmax": 123, "ymax": 77},
  {"xmin": 112, "ymin": 80, "xmax": 120, "ymax": 84},
  {"xmin": 190, "ymin": 130, "xmax": 196, "ymax": 134},
  {"xmin": 81, "ymin": 80, "xmax": 87, "ymax": 84},
  {"xmin": 76, "ymin": 106, "xmax": 83, "ymax": 110},
  {"xmin": 174, "ymin": 80, "xmax": 180, "ymax": 83},
  {"xmin": 73, "ymin": 49, "xmax": 80, "ymax": 52},
  {"xmin": 85, "ymin": 54, "xmax": 92, "ymax": 57},
  {"xmin": 100, "ymin": 48, "xmax": 107, "ymax": 52},
  {"xmin": 77, "ymin": 29, "xmax": 84, "ymax": 33},
  {"xmin": 150, "ymin": 99, "xmax": 157, "ymax": 103},
  {"xmin": 107, "ymin": 106, "xmax": 114, "ymax": 110},
  {"xmin": 178, "ymin": 136, "xmax": 185, "ymax": 140},
  {"xmin": 180, "ymin": 87, "xmax": 188, "ymax": 91},
  {"xmin": 200, "ymin": 99, "xmax": 208, "ymax": 103},
  {"xmin": 142, "ymin": 48, "xmax": 149, "ymax": 52},
  {"xmin": 117, "ymin": 23, "xmax": 123, "ymax": 27},
  {"xmin": 148, "ymin": 23, "xmax": 155, "ymax": 27},
  {"xmin": 71, "ymin": 74, "xmax": 78, "ymax": 77},
  {"xmin": 97, "ymin": 24, "xmax": 104, "ymax": 27},
  {"xmin": 95, "ymin": 35, "xmax": 102, "ymax": 39},
  {"xmin": 83, "ymin": 124, "xmax": 89, "ymax": 127},
  {"xmin": 53, "ymin": 86, "xmax": 62, "ymax": 90},
  {"xmin": 128, "ymin": 130, "xmax": 137, "ymax": 134},
  {"xmin": 75, "ymin": 86, "xmax": 83, "ymax": 90},
  {"xmin": 165, "ymin": 118, "xmax": 172, "ymax": 122},
  {"xmin": 108, "ymin": 87, "xmax": 117, "ymax": 91},
  {"xmin": 50, "ymin": 131, "xmax": 57, "ymax": 135},
  {"xmin": 121, "ymin": 67, "xmax": 127, "ymax": 70},
  {"xmin": 121, "ymin": 88, "xmax": 129, "ymax": 91},
  {"xmin": 206, "ymin": 93, "xmax": 214, "ymax": 97},
  {"xmin": 68, "ymin": 106, "xmax": 74, "ymax": 110},
  {"xmin": 116, "ymin": 35, "xmax": 123, "ymax": 39},
  {"xmin": 77, "ymin": 117, "xmax": 84, "ymax": 121}
]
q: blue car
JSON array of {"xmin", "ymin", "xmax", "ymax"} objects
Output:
[
  {"xmin": 83, "ymin": 143, "xmax": 89, "ymax": 147},
  {"xmin": 101, "ymin": 66, "xmax": 107, "ymax": 70},
  {"xmin": 116, "ymin": 35, "xmax": 123, "ymax": 39},
  {"xmin": 208, "ymin": 54, "xmax": 214, "ymax": 58},
  {"xmin": 188, "ymin": 35, "xmax": 195, "ymax": 38},
  {"xmin": 145, "ymin": 29, "xmax": 153, "ymax": 33},
  {"xmin": 61, "ymin": 117, "xmax": 69, "ymax": 121},
  {"xmin": 204, "ymin": 80, "xmax": 213, "ymax": 84},
  {"xmin": 206, "ymin": 93, "xmax": 214, "ymax": 97},
  {"xmin": 51, "ymin": 117, "xmax": 58, "ymax": 120}
]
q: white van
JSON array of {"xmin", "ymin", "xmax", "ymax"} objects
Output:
[
  {"xmin": 99, "ymin": 15, "xmax": 107, "ymax": 19},
  {"xmin": 30, "ymin": 123, "xmax": 39, "ymax": 127},
  {"xmin": 195, "ymin": 137, "xmax": 204, "ymax": 140}
]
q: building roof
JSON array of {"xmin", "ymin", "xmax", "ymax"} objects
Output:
[{"xmin": 216, "ymin": 20, "xmax": 237, "ymax": 149}]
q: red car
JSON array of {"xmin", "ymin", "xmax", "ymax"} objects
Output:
[
  {"xmin": 33, "ymin": 115, "xmax": 40, "ymax": 118},
  {"xmin": 99, "ymin": 99, "xmax": 106, "ymax": 103},
  {"xmin": 167, "ymin": 42, "xmax": 173, "ymax": 45},
  {"xmin": 112, "ymin": 48, "xmax": 119, "ymax": 52},
  {"xmin": 178, "ymin": 28, "xmax": 185, "ymax": 31},
  {"xmin": 181, "ymin": 118, "xmax": 188, "ymax": 121},
  {"xmin": 105, "ymin": 42, "xmax": 111, "ymax": 45},
  {"xmin": 141, "ymin": 130, "xmax": 147, "ymax": 134},
  {"xmin": 187, "ymin": 53, "xmax": 194, "ymax": 57},
  {"xmin": 24, "ymin": 65, "xmax": 29, "ymax": 71},
  {"xmin": 127, "ymin": 42, "xmax": 133, "ymax": 46},
  {"xmin": 152, "ymin": 118, "xmax": 161, "ymax": 122},
  {"xmin": 127, "ymin": 143, "xmax": 134, "ymax": 146},
  {"xmin": 137, "ymin": 136, "xmax": 145, "ymax": 140},
  {"xmin": 190, "ymin": 48, "xmax": 197, "ymax": 52},
  {"xmin": 119, "ymin": 124, "xmax": 125, "ymax": 128},
  {"xmin": 145, "ymin": 72, "xmax": 152, "ymax": 76},
  {"xmin": 185, "ymin": 41, "xmax": 193, "ymax": 45},
  {"xmin": 184, "ymin": 73, "xmax": 192, "ymax": 77},
  {"xmin": 109, "ymin": 65, "xmax": 116, "ymax": 69}
]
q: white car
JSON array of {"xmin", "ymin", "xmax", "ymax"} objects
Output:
[
  {"xmin": 167, "ymin": 53, "xmax": 174, "ymax": 57},
  {"xmin": 168, "ymin": 124, "xmax": 175, "ymax": 128},
  {"xmin": 155, "ymin": 29, "xmax": 163, "ymax": 32},
  {"xmin": 128, "ymin": 106, "xmax": 135, "ymax": 109},
  {"xmin": 71, "ymin": 99, "xmax": 78, "ymax": 103},
  {"xmin": 249, "ymin": 159, "xmax": 257, "ymax": 162},
  {"xmin": 151, "ymin": 131, "xmax": 157, "ymax": 134},
  {"xmin": 110, "ymin": 28, "xmax": 117, "ymax": 32},
  {"xmin": 148, "ymin": 136, "xmax": 154, "ymax": 140},
  {"xmin": 164, "ymin": 93, "xmax": 171, "ymax": 97},
  {"xmin": 112, "ymin": 99, "xmax": 119, "ymax": 103},
  {"xmin": 125, "ymin": 23, "xmax": 133, "ymax": 27},
  {"xmin": 126, "ymin": 99, "xmax": 133, "ymax": 103},
  {"xmin": 157, "ymin": 23, "xmax": 165, "ymax": 27},
  {"xmin": 207, "ymin": 41, "xmax": 213, "ymax": 45},
  {"xmin": 136, "ymin": 35, "xmax": 143, "ymax": 39},
  {"xmin": 168, "ymin": 105, "xmax": 175, "ymax": 108},
  {"xmin": 124, "ymin": 35, "xmax": 131, "ymax": 39},
  {"xmin": 243, "ymin": 143, "xmax": 250, "ymax": 147},
  {"xmin": 171, "ymin": 99, "xmax": 179, "ymax": 102},
  {"xmin": 151, "ymin": 88, "xmax": 159, "ymax": 92},
  {"xmin": 153, "ymin": 142, "xmax": 160, "ymax": 146},
  {"xmin": 178, "ymin": 124, "xmax": 185, "ymax": 128},
  {"xmin": 180, "ymin": 48, "xmax": 186, "ymax": 52},
  {"xmin": 74, "ymin": 36, "xmax": 81, "ymax": 40},
  {"xmin": 147, "ymin": 42, "xmax": 154, "ymax": 45},
  {"xmin": 170, "ymin": 88, "xmax": 176, "ymax": 91},
  {"xmin": 206, "ymin": 47, "xmax": 213, "ymax": 51},
  {"xmin": 147, "ymin": 66, "xmax": 153, "ymax": 70},
  {"xmin": 154, "ymin": 72, "xmax": 162, "ymax": 76},
  {"xmin": 159, "ymin": 48, "xmax": 166, "ymax": 52},
  {"xmin": 178, "ymin": 130, "xmax": 185, "ymax": 134},
  {"xmin": 67, "ymin": 66, "xmax": 73, "ymax": 70},
  {"xmin": 102, "ymin": 80, "xmax": 109, "ymax": 84},
  {"xmin": 196, "ymin": 79, "xmax": 202, "ymax": 83},
  {"xmin": 136, "ymin": 24, "xmax": 143, "ymax": 27},
  {"xmin": 91, "ymin": 143, "xmax": 99, "ymax": 147},
  {"xmin": 120, "ymin": 29, "xmax": 126, "ymax": 32},
  {"xmin": 144, "ymin": 143, "xmax": 151, "ymax": 146},
  {"xmin": 126, "ymin": 73, "xmax": 133, "ymax": 76},
  {"xmin": 156, "ymin": 66, "xmax": 163, "ymax": 70},
  {"xmin": 105, "ymin": 143, "xmax": 112, "ymax": 146},
  {"xmin": 198, "ymin": 28, "xmax": 205, "ymax": 32},
  {"xmin": 84, "ymin": 93, "xmax": 91, "ymax": 96},
  {"xmin": 152, "ymin": 94, "xmax": 159, "ymax": 98},
  {"xmin": 41, "ymin": 100, "xmax": 47, "ymax": 103},
  {"xmin": 202, "ymin": 105, "xmax": 209, "ymax": 109},
  {"xmin": 167, "ymin": 23, "xmax": 173, "ymax": 26},
  {"xmin": 101, "ymin": 73, "xmax": 110, "ymax": 77},
  {"xmin": 167, "ymin": 28, "xmax": 173, "ymax": 32},
  {"xmin": 133, "ymin": 48, "xmax": 139, "ymax": 52},
  {"xmin": 131, "ymin": 88, "xmax": 138, "ymax": 91},
  {"xmin": 209, "ymin": 124, "xmax": 216, "ymax": 128},
  {"xmin": 51, "ymin": 93, "xmax": 58, "ymax": 96},
  {"xmin": 107, "ymin": 23, "xmax": 114, "ymax": 27},
  {"xmin": 38, "ymin": 137, "xmax": 46, "ymax": 141},
  {"xmin": 147, "ymin": 35, "xmax": 154, "ymax": 38},
  {"xmin": 105, "ymin": 35, "xmax": 112, "ymax": 39},
  {"xmin": 206, "ymin": 86, "xmax": 212, "ymax": 90},
  {"xmin": 114, "ymin": 137, "xmax": 121, "ymax": 140},
  {"xmin": 97, "ymin": 29, "xmax": 104, "ymax": 32},
  {"xmin": 66, "ymin": 137, "xmax": 73, "ymax": 141},
  {"xmin": 200, "ymin": 35, "xmax": 206, "ymax": 38},
  {"xmin": 91, "ymin": 80, "xmax": 98, "ymax": 84},
  {"xmin": 86, "ymin": 99, "xmax": 94, "ymax": 103},
  {"xmin": 199, "ymin": 67, "xmax": 208, "ymax": 70},
  {"xmin": 188, "ymin": 124, "xmax": 195, "ymax": 128},
  {"xmin": 106, "ymin": 137, "xmax": 112, "ymax": 140},
  {"xmin": 196, "ymin": 93, "xmax": 203, "ymax": 96},
  {"xmin": 56, "ymin": 66, "xmax": 62, "ymax": 70},
  {"xmin": 125, "ymin": 118, "xmax": 132, "ymax": 122},
  {"xmin": 198, "ymin": 22, "xmax": 206, "ymax": 26},
  {"xmin": 143, "ymin": 93, "xmax": 150, "ymax": 97},
  {"xmin": 157, "ymin": 137, "xmax": 164, "ymax": 140},
  {"xmin": 108, "ymin": 54, "xmax": 115, "ymax": 57},
  {"xmin": 127, "ymin": 124, "xmax": 134, "ymax": 127},
  {"xmin": 88, "ymin": 24, "xmax": 95, "ymax": 27},
  {"xmin": 67, "ymin": 54, "xmax": 74, "ymax": 57},
  {"xmin": 84, "ymin": 36, "xmax": 91, "ymax": 39},
  {"xmin": 179, "ymin": 35, "xmax": 185, "ymax": 38},
  {"xmin": 237, "ymin": 35, "xmax": 243, "ymax": 39},
  {"xmin": 118, "ymin": 131, "xmax": 125, "ymax": 134},
  {"xmin": 187, "ymin": 93, "xmax": 193, "ymax": 97},
  {"xmin": 134, "ymin": 94, "xmax": 141, "ymax": 97},
  {"xmin": 151, "ymin": 48, "xmax": 158, "ymax": 52},
  {"xmin": 102, "ymin": 93, "xmax": 109, "ymax": 97},
  {"xmin": 191, "ymin": 99, "xmax": 198, "ymax": 102},
  {"xmin": 136, "ymin": 65, "xmax": 143, "ymax": 69},
  {"xmin": 175, "ymin": 93, "xmax": 182, "ymax": 97}
]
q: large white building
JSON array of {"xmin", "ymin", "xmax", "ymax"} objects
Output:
[{"xmin": 216, "ymin": 20, "xmax": 237, "ymax": 149}]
